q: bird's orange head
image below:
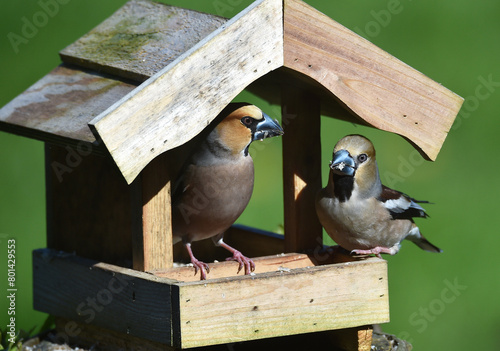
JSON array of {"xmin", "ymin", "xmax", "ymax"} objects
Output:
[{"xmin": 215, "ymin": 103, "xmax": 283, "ymax": 156}]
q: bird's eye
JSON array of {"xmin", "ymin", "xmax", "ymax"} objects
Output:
[
  {"xmin": 241, "ymin": 116, "xmax": 253, "ymax": 126},
  {"xmin": 358, "ymin": 154, "xmax": 368, "ymax": 163}
]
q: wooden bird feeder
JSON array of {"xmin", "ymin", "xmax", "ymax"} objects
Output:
[{"xmin": 0, "ymin": 0, "xmax": 463, "ymax": 349}]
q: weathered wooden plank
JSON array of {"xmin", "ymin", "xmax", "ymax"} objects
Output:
[
  {"xmin": 89, "ymin": 0, "xmax": 284, "ymax": 184},
  {"xmin": 0, "ymin": 65, "xmax": 136, "ymax": 147},
  {"xmin": 55, "ymin": 316, "xmax": 373, "ymax": 351},
  {"xmin": 171, "ymin": 224, "xmax": 285, "ymax": 266},
  {"xmin": 131, "ymin": 152, "xmax": 173, "ymax": 271},
  {"xmin": 282, "ymin": 87, "xmax": 323, "ymax": 252},
  {"xmin": 224, "ymin": 224, "xmax": 285, "ymax": 258},
  {"xmin": 154, "ymin": 253, "xmax": 315, "ymax": 282},
  {"xmin": 33, "ymin": 248, "xmax": 175, "ymax": 345},
  {"xmin": 59, "ymin": 0, "xmax": 227, "ymax": 82},
  {"xmin": 283, "ymin": 0, "xmax": 463, "ymax": 161},
  {"xmin": 329, "ymin": 325, "xmax": 374, "ymax": 351},
  {"xmin": 54, "ymin": 317, "xmax": 175, "ymax": 351},
  {"xmin": 45, "ymin": 144, "xmax": 133, "ymax": 265},
  {"xmin": 175, "ymin": 258, "xmax": 389, "ymax": 348},
  {"xmin": 33, "ymin": 248, "xmax": 388, "ymax": 349}
]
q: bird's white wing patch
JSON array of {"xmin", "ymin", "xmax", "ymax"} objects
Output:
[{"xmin": 382, "ymin": 197, "xmax": 411, "ymax": 213}]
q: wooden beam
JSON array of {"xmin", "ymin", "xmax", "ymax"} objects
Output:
[
  {"xmin": 54, "ymin": 317, "xmax": 374, "ymax": 351},
  {"xmin": 153, "ymin": 253, "xmax": 315, "ymax": 282},
  {"xmin": 172, "ymin": 224, "xmax": 285, "ymax": 265},
  {"xmin": 224, "ymin": 224, "xmax": 285, "ymax": 258},
  {"xmin": 89, "ymin": 0, "xmax": 284, "ymax": 184},
  {"xmin": 32, "ymin": 249, "xmax": 175, "ymax": 345},
  {"xmin": 131, "ymin": 152, "xmax": 173, "ymax": 271},
  {"xmin": 174, "ymin": 256, "xmax": 388, "ymax": 348},
  {"xmin": 33, "ymin": 248, "xmax": 389, "ymax": 349},
  {"xmin": 328, "ymin": 325, "xmax": 374, "ymax": 351},
  {"xmin": 282, "ymin": 86, "xmax": 323, "ymax": 253},
  {"xmin": 283, "ymin": 0, "xmax": 463, "ymax": 161},
  {"xmin": 54, "ymin": 317, "xmax": 175, "ymax": 351}
]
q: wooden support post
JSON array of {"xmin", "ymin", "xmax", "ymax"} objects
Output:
[
  {"xmin": 328, "ymin": 325, "xmax": 374, "ymax": 351},
  {"xmin": 131, "ymin": 152, "xmax": 173, "ymax": 271},
  {"xmin": 282, "ymin": 86, "xmax": 323, "ymax": 253}
]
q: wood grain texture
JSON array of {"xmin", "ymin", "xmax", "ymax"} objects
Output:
[
  {"xmin": 171, "ymin": 224, "xmax": 285, "ymax": 266},
  {"xmin": 131, "ymin": 152, "xmax": 173, "ymax": 271},
  {"xmin": 45, "ymin": 144, "xmax": 133, "ymax": 265},
  {"xmin": 175, "ymin": 258, "xmax": 388, "ymax": 348},
  {"xmin": 1, "ymin": 0, "xmax": 463, "ymax": 185},
  {"xmin": 224, "ymin": 224, "xmax": 285, "ymax": 258},
  {"xmin": 154, "ymin": 253, "xmax": 315, "ymax": 282},
  {"xmin": 328, "ymin": 326, "xmax": 374, "ymax": 351},
  {"xmin": 283, "ymin": 0, "xmax": 463, "ymax": 161},
  {"xmin": 34, "ymin": 248, "xmax": 388, "ymax": 349},
  {"xmin": 60, "ymin": 0, "xmax": 227, "ymax": 82},
  {"xmin": 0, "ymin": 65, "xmax": 136, "ymax": 147},
  {"xmin": 89, "ymin": 0, "xmax": 284, "ymax": 184},
  {"xmin": 55, "ymin": 317, "xmax": 176, "ymax": 351},
  {"xmin": 55, "ymin": 316, "xmax": 374, "ymax": 351},
  {"xmin": 33, "ymin": 249, "xmax": 175, "ymax": 344},
  {"xmin": 282, "ymin": 87, "xmax": 323, "ymax": 252}
]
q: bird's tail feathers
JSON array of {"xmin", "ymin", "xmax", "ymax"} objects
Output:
[
  {"xmin": 411, "ymin": 236, "xmax": 442, "ymax": 253},
  {"xmin": 406, "ymin": 225, "xmax": 442, "ymax": 253}
]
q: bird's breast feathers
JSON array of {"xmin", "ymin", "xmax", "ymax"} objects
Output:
[
  {"xmin": 316, "ymin": 191, "xmax": 406, "ymax": 249},
  {"xmin": 173, "ymin": 155, "xmax": 254, "ymax": 242}
]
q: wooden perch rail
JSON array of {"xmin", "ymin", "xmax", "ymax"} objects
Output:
[{"xmin": 33, "ymin": 248, "xmax": 389, "ymax": 349}]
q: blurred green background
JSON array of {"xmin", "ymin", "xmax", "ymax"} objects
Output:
[{"xmin": 1, "ymin": 0, "xmax": 499, "ymax": 349}]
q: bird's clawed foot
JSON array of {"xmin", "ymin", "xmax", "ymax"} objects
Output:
[
  {"xmin": 214, "ymin": 236, "xmax": 256, "ymax": 275},
  {"xmin": 225, "ymin": 250, "xmax": 256, "ymax": 275},
  {"xmin": 351, "ymin": 246, "xmax": 399, "ymax": 259},
  {"xmin": 190, "ymin": 257, "xmax": 210, "ymax": 280},
  {"xmin": 184, "ymin": 242, "xmax": 211, "ymax": 280}
]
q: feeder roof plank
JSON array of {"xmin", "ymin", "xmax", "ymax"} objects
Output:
[
  {"xmin": 0, "ymin": 0, "xmax": 464, "ymax": 183},
  {"xmin": 60, "ymin": 0, "xmax": 228, "ymax": 82},
  {"xmin": 283, "ymin": 0, "xmax": 464, "ymax": 161},
  {"xmin": 89, "ymin": 0, "xmax": 284, "ymax": 184},
  {"xmin": 0, "ymin": 65, "xmax": 136, "ymax": 149},
  {"xmin": 0, "ymin": 0, "xmax": 227, "ymax": 149}
]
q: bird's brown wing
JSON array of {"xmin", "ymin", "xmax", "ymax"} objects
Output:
[{"xmin": 378, "ymin": 185, "xmax": 429, "ymax": 220}]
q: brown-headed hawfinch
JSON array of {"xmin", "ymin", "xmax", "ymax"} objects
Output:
[{"xmin": 172, "ymin": 103, "xmax": 283, "ymax": 279}]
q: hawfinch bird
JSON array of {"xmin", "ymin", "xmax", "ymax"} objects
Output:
[
  {"xmin": 172, "ymin": 103, "xmax": 283, "ymax": 279},
  {"xmin": 316, "ymin": 134, "xmax": 442, "ymax": 258}
]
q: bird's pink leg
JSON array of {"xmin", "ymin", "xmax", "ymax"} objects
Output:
[
  {"xmin": 184, "ymin": 243, "xmax": 210, "ymax": 280},
  {"xmin": 351, "ymin": 245, "xmax": 399, "ymax": 259},
  {"xmin": 216, "ymin": 238, "xmax": 255, "ymax": 275}
]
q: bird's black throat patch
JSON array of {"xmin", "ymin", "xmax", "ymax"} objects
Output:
[{"xmin": 332, "ymin": 173, "xmax": 354, "ymax": 202}]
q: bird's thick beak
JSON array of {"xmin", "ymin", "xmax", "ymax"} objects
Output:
[
  {"xmin": 330, "ymin": 149, "xmax": 356, "ymax": 176},
  {"xmin": 252, "ymin": 113, "xmax": 284, "ymax": 141}
]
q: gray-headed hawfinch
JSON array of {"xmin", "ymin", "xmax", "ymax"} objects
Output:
[{"xmin": 316, "ymin": 134, "xmax": 441, "ymax": 258}]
